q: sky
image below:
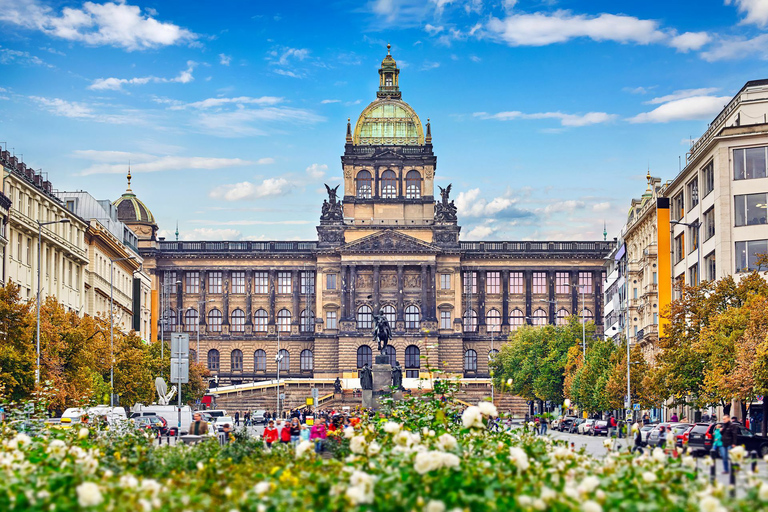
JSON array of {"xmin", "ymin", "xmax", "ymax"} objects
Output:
[{"xmin": 1, "ymin": 0, "xmax": 768, "ymax": 242}]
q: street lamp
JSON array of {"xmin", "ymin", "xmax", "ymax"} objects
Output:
[
  {"xmin": 671, "ymin": 220, "xmax": 702, "ymax": 285},
  {"xmin": 36, "ymin": 218, "xmax": 70, "ymax": 385},
  {"xmin": 110, "ymin": 256, "xmax": 136, "ymax": 407}
]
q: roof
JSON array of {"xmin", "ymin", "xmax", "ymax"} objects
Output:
[
  {"xmin": 114, "ymin": 191, "xmax": 156, "ymax": 224},
  {"xmin": 353, "ymin": 98, "xmax": 424, "ymax": 146}
]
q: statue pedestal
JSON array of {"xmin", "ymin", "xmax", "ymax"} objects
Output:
[{"xmin": 362, "ymin": 355, "xmax": 393, "ymax": 410}]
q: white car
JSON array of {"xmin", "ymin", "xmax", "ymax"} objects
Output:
[
  {"xmin": 578, "ymin": 419, "xmax": 596, "ymax": 434},
  {"xmin": 214, "ymin": 416, "xmax": 234, "ymax": 432}
]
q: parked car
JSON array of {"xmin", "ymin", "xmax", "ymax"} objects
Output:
[
  {"xmin": 132, "ymin": 416, "xmax": 164, "ymax": 433},
  {"xmin": 647, "ymin": 422, "xmax": 691, "ymax": 447},
  {"xmin": 646, "ymin": 423, "xmax": 672, "ymax": 447},
  {"xmin": 214, "ymin": 416, "xmax": 234, "ymax": 432},
  {"xmin": 592, "ymin": 420, "xmax": 609, "ymax": 436},
  {"xmin": 130, "ymin": 411, "xmax": 169, "ymax": 435},
  {"xmin": 674, "ymin": 424, "xmax": 695, "ymax": 448},
  {"xmin": 639, "ymin": 425, "xmax": 655, "ymax": 446},
  {"xmin": 559, "ymin": 416, "xmax": 578, "ymax": 432},
  {"xmin": 569, "ymin": 418, "xmax": 585, "ymax": 434},
  {"xmin": 252, "ymin": 410, "xmax": 267, "ymax": 424},
  {"xmin": 578, "ymin": 419, "xmax": 596, "ymax": 435},
  {"xmin": 688, "ymin": 422, "xmax": 768, "ymax": 457}
]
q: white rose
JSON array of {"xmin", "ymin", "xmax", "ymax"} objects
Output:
[
  {"xmin": 437, "ymin": 433, "xmax": 457, "ymax": 451},
  {"xmin": 462, "ymin": 406, "xmax": 484, "ymax": 429},
  {"xmin": 603, "ymin": 439, "xmax": 612, "ymax": 449},
  {"xmin": 140, "ymin": 479, "xmax": 162, "ymax": 496},
  {"xmin": 682, "ymin": 455, "xmax": 696, "ymax": 469},
  {"xmin": 414, "ymin": 451, "xmax": 443, "ymax": 474},
  {"xmin": 76, "ymin": 482, "xmax": 103, "ymax": 507},
  {"xmin": 78, "ymin": 428, "xmax": 90, "ymax": 440},
  {"xmin": 730, "ymin": 445, "xmax": 746, "ymax": 464},
  {"xmin": 383, "ymin": 422, "xmax": 402, "ymax": 434},
  {"xmin": 578, "ymin": 476, "xmax": 600, "ymax": 494},
  {"xmin": 254, "ymin": 481, "xmax": 270, "ymax": 495},
  {"xmin": 119, "ymin": 474, "xmax": 139, "ymax": 488},
  {"xmin": 425, "ymin": 499, "xmax": 446, "ymax": 512},
  {"xmin": 350, "ymin": 435, "xmax": 367, "ymax": 455},
  {"xmin": 295, "ymin": 440, "xmax": 314, "ymax": 458},
  {"xmin": 47, "ymin": 439, "xmax": 67, "ymax": 458},
  {"xmin": 440, "ymin": 452, "xmax": 460, "ymax": 469},
  {"xmin": 533, "ymin": 498, "xmax": 546, "ymax": 510},
  {"xmin": 759, "ymin": 482, "xmax": 768, "ymax": 501},
  {"xmin": 642, "ymin": 471, "xmax": 657, "ymax": 483},
  {"xmin": 344, "ymin": 426, "xmax": 355, "ymax": 439},
  {"xmin": 367, "ymin": 441, "xmax": 381, "ymax": 456},
  {"xmin": 582, "ymin": 500, "xmax": 602, "ymax": 512},
  {"xmin": 652, "ymin": 447, "xmax": 666, "ymax": 463},
  {"xmin": 346, "ymin": 485, "xmax": 370, "ymax": 505},
  {"xmin": 518, "ymin": 495, "xmax": 533, "ymax": 506},
  {"xmin": 509, "ymin": 447, "xmax": 529, "ymax": 472},
  {"xmin": 478, "ymin": 401, "xmax": 498, "ymax": 418},
  {"xmin": 699, "ymin": 496, "xmax": 725, "ymax": 512},
  {"xmin": 540, "ymin": 487, "xmax": 556, "ymax": 501}
]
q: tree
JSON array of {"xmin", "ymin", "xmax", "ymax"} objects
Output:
[
  {"xmin": 567, "ymin": 338, "xmax": 617, "ymax": 413},
  {"xmin": 604, "ymin": 343, "xmax": 650, "ymax": 410},
  {"xmin": 0, "ymin": 281, "xmax": 35, "ymax": 401}
]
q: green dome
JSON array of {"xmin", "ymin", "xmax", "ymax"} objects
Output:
[
  {"xmin": 353, "ymin": 99, "xmax": 424, "ymax": 146},
  {"xmin": 113, "ymin": 172, "xmax": 156, "ymax": 225}
]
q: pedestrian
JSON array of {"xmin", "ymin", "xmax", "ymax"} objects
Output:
[
  {"xmin": 299, "ymin": 423, "xmax": 310, "ymax": 443},
  {"xmin": 702, "ymin": 411, "xmax": 710, "ymax": 423},
  {"xmin": 234, "ymin": 410, "xmax": 240, "ymax": 427},
  {"xmin": 713, "ymin": 424, "xmax": 724, "ymax": 469},
  {"xmin": 310, "ymin": 416, "xmax": 328, "ymax": 453},
  {"xmin": 190, "ymin": 412, "xmax": 208, "ymax": 435},
  {"xmin": 632, "ymin": 422, "xmax": 643, "ymax": 453},
  {"xmin": 720, "ymin": 414, "xmax": 740, "ymax": 474},
  {"xmin": 289, "ymin": 417, "xmax": 301, "ymax": 445},
  {"xmin": 642, "ymin": 412, "xmax": 650, "ymax": 425},
  {"xmin": 222, "ymin": 423, "xmax": 233, "ymax": 443},
  {"xmin": 262, "ymin": 420, "xmax": 279, "ymax": 448},
  {"xmin": 658, "ymin": 425, "xmax": 666, "ymax": 449},
  {"xmin": 609, "ymin": 414, "xmax": 618, "ymax": 438},
  {"xmin": 280, "ymin": 419, "xmax": 292, "ymax": 444},
  {"xmin": 749, "ymin": 413, "xmax": 757, "ymax": 434},
  {"xmin": 670, "ymin": 411, "xmax": 679, "ymax": 422},
  {"xmin": 540, "ymin": 415, "xmax": 548, "ymax": 435}
]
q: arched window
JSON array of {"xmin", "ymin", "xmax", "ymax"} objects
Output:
[
  {"xmin": 384, "ymin": 345, "xmax": 396, "ymax": 367},
  {"xmin": 207, "ymin": 309, "xmax": 222, "ymax": 332},
  {"xmin": 184, "ymin": 308, "xmax": 199, "ymax": 332},
  {"xmin": 300, "ymin": 309, "xmax": 314, "ymax": 333},
  {"xmin": 254, "ymin": 309, "xmax": 268, "ymax": 332},
  {"xmin": 381, "ymin": 170, "xmax": 397, "ymax": 199},
  {"xmin": 278, "ymin": 309, "xmax": 291, "ymax": 332},
  {"xmin": 357, "ymin": 345, "xmax": 372, "ymax": 369},
  {"xmin": 163, "ymin": 309, "xmax": 176, "ymax": 331},
  {"xmin": 356, "ymin": 170, "xmax": 372, "ymax": 199},
  {"xmin": 509, "ymin": 309, "xmax": 524, "ymax": 331},
  {"xmin": 254, "ymin": 349, "xmax": 266, "ymax": 372},
  {"xmin": 464, "ymin": 349, "xmax": 477, "ymax": 372},
  {"xmin": 300, "ymin": 349, "xmax": 313, "ymax": 371},
  {"xmin": 207, "ymin": 349, "xmax": 220, "ymax": 371},
  {"xmin": 532, "ymin": 308, "xmax": 547, "ymax": 326},
  {"xmin": 405, "ymin": 305, "xmax": 420, "ymax": 329},
  {"xmin": 489, "ymin": 349, "xmax": 499, "ymax": 361},
  {"xmin": 405, "ymin": 345, "xmax": 420, "ymax": 378},
  {"xmin": 231, "ymin": 309, "xmax": 245, "ymax": 332},
  {"xmin": 277, "ymin": 349, "xmax": 289, "ymax": 372},
  {"xmin": 486, "ymin": 309, "xmax": 501, "ymax": 333},
  {"xmin": 231, "ymin": 349, "xmax": 243, "ymax": 372},
  {"xmin": 581, "ymin": 308, "xmax": 594, "ymax": 323},
  {"xmin": 381, "ymin": 305, "xmax": 396, "ymax": 325},
  {"xmin": 405, "ymin": 170, "xmax": 421, "ymax": 199},
  {"xmin": 464, "ymin": 309, "xmax": 478, "ymax": 332},
  {"xmin": 357, "ymin": 305, "xmax": 372, "ymax": 330},
  {"xmin": 556, "ymin": 308, "xmax": 569, "ymax": 326}
]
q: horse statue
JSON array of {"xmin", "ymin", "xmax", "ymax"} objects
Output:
[{"xmin": 372, "ymin": 313, "xmax": 392, "ymax": 354}]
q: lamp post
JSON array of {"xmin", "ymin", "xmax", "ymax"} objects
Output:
[
  {"xmin": 36, "ymin": 218, "xmax": 70, "ymax": 385},
  {"xmin": 159, "ymin": 279, "xmax": 181, "ymax": 375},
  {"xmin": 671, "ymin": 220, "xmax": 702, "ymax": 285},
  {"xmin": 195, "ymin": 299, "xmax": 214, "ymax": 364},
  {"xmin": 110, "ymin": 256, "xmax": 136, "ymax": 407}
]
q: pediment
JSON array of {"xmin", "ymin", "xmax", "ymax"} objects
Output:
[{"xmin": 340, "ymin": 230, "xmax": 440, "ymax": 254}]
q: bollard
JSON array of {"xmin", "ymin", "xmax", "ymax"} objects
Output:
[
  {"xmin": 710, "ymin": 449, "xmax": 717, "ymax": 484},
  {"xmin": 751, "ymin": 450, "xmax": 758, "ymax": 474},
  {"xmin": 729, "ymin": 463, "xmax": 738, "ymax": 498}
]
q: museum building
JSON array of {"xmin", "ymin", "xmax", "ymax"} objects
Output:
[{"xmin": 120, "ymin": 47, "xmax": 614, "ymax": 387}]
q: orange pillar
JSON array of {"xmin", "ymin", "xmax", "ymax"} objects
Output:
[
  {"xmin": 656, "ymin": 198, "xmax": 671, "ymax": 338},
  {"xmin": 151, "ymin": 289, "xmax": 159, "ymax": 342}
]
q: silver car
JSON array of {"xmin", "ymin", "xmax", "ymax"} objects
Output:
[{"xmin": 578, "ymin": 419, "xmax": 596, "ymax": 434}]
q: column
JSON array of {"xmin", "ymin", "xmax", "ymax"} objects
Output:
[
  {"xmin": 571, "ymin": 270, "xmax": 579, "ymax": 319},
  {"xmin": 396, "ymin": 264, "xmax": 404, "ymax": 321},
  {"xmin": 501, "ymin": 270, "xmax": 509, "ymax": 326},
  {"xmin": 291, "ymin": 269, "xmax": 300, "ymax": 325},
  {"xmin": 340, "ymin": 264, "xmax": 348, "ymax": 320},
  {"xmin": 245, "ymin": 270, "xmax": 253, "ymax": 326},
  {"xmin": 593, "ymin": 270, "xmax": 603, "ymax": 326},
  {"xmin": 372, "ymin": 264, "xmax": 380, "ymax": 314},
  {"xmin": 524, "ymin": 270, "xmax": 532, "ymax": 324},
  {"xmin": 429, "ymin": 265, "xmax": 436, "ymax": 320},
  {"xmin": 548, "ymin": 270, "xmax": 556, "ymax": 325},
  {"xmin": 421, "ymin": 264, "xmax": 428, "ymax": 321},
  {"xmin": 268, "ymin": 269, "xmax": 276, "ymax": 325},
  {"xmin": 350, "ymin": 265, "xmax": 357, "ymax": 320}
]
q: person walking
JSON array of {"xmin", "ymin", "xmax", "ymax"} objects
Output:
[
  {"xmin": 713, "ymin": 424, "xmax": 724, "ymax": 469},
  {"xmin": 609, "ymin": 414, "xmax": 618, "ymax": 438},
  {"xmin": 262, "ymin": 420, "xmax": 279, "ymax": 448},
  {"xmin": 190, "ymin": 412, "xmax": 208, "ymax": 436},
  {"xmin": 539, "ymin": 415, "xmax": 548, "ymax": 435},
  {"xmin": 720, "ymin": 414, "xmax": 740, "ymax": 474},
  {"xmin": 280, "ymin": 419, "xmax": 292, "ymax": 444},
  {"xmin": 234, "ymin": 410, "xmax": 240, "ymax": 427},
  {"xmin": 290, "ymin": 417, "xmax": 301, "ymax": 445},
  {"xmin": 642, "ymin": 412, "xmax": 650, "ymax": 426},
  {"xmin": 670, "ymin": 411, "xmax": 679, "ymax": 422},
  {"xmin": 299, "ymin": 423, "xmax": 310, "ymax": 443},
  {"xmin": 310, "ymin": 417, "xmax": 328, "ymax": 453}
]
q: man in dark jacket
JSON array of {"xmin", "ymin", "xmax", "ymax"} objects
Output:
[
  {"xmin": 720, "ymin": 414, "xmax": 740, "ymax": 473},
  {"xmin": 190, "ymin": 412, "xmax": 209, "ymax": 436}
]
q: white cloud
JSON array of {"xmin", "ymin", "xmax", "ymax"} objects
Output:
[
  {"xmin": 628, "ymin": 95, "xmax": 731, "ymax": 123},
  {"xmin": 169, "ymin": 95, "xmax": 284, "ymax": 110},
  {"xmin": 469, "ymin": 54, "xmax": 481, "ymax": 62},
  {"xmin": 0, "ymin": 0, "xmax": 197, "ymax": 51},
  {"xmin": 276, "ymin": 47, "xmax": 309, "ymax": 66},
  {"xmin": 256, "ymin": 157, "xmax": 275, "ymax": 165},
  {"xmin": 464, "ymin": 225, "xmax": 495, "ymax": 239},
  {"xmin": 194, "ymin": 106, "xmax": 325, "ymax": 137},
  {"xmin": 669, "ymin": 31, "xmax": 711, "ymax": 52},
  {"xmin": 321, "ymin": 99, "xmax": 341, "ymax": 104},
  {"xmin": 474, "ymin": 110, "xmax": 617, "ymax": 127},
  {"xmin": 727, "ymin": 0, "xmax": 768, "ymax": 26},
  {"xmin": 420, "ymin": 61, "xmax": 440, "ymax": 71},
  {"xmin": 700, "ymin": 34, "xmax": 768, "ymax": 61},
  {"xmin": 425, "ymin": 23, "xmax": 444, "ymax": 35},
  {"xmin": 74, "ymin": 151, "xmax": 251, "ymax": 176},
  {"xmin": 623, "ymin": 86, "xmax": 649, "ymax": 94},
  {"xmin": 0, "ymin": 46, "xmax": 48, "ymax": 66},
  {"xmin": 592, "ymin": 202, "xmax": 611, "ymax": 212},
  {"xmin": 30, "ymin": 96, "xmax": 93, "ymax": 118},
  {"xmin": 182, "ymin": 228, "xmax": 241, "ymax": 241},
  {"xmin": 218, "ymin": 53, "xmax": 231, "ymax": 65},
  {"xmin": 306, "ymin": 163, "xmax": 328, "ymax": 179},
  {"xmin": 455, "ymin": 188, "xmax": 531, "ymax": 219},
  {"xmin": 543, "ymin": 200, "xmax": 585, "ymax": 214},
  {"xmin": 88, "ymin": 61, "xmax": 196, "ymax": 90},
  {"xmin": 209, "ymin": 178, "xmax": 293, "ymax": 201},
  {"xmin": 645, "ymin": 88, "xmax": 720, "ymax": 104},
  {"xmin": 273, "ymin": 68, "xmax": 301, "ymax": 78}
]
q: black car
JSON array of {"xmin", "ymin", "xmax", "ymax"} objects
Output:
[
  {"xmin": 559, "ymin": 417, "xmax": 578, "ymax": 432},
  {"xmin": 688, "ymin": 422, "xmax": 768, "ymax": 457}
]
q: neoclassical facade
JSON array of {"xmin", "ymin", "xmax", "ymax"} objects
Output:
[{"xmin": 126, "ymin": 48, "xmax": 613, "ymax": 387}]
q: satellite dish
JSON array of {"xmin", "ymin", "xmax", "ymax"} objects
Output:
[{"xmin": 155, "ymin": 377, "xmax": 167, "ymax": 402}]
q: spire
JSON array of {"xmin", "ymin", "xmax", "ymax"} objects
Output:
[
  {"xmin": 643, "ymin": 168, "xmax": 653, "ymax": 198},
  {"xmin": 425, "ymin": 118, "xmax": 432, "ymax": 144},
  {"xmin": 175, "ymin": 221, "xmax": 179, "ymax": 242},
  {"xmin": 346, "ymin": 117, "xmax": 353, "ymax": 143},
  {"xmin": 603, "ymin": 221, "xmax": 607, "ymax": 241},
  {"xmin": 377, "ymin": 44, "xmax": 401, "ymax": 99},
  {"xmin": 126, "ymin": 161, "xmax": 132, "ymax": 193}
]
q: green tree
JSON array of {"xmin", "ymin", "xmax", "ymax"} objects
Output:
[
  {"xmin": 0, "ymin": 281, "xmax": 35, "ymax": 401},
  {"xmin": 567, "ymin": 338, "xmax": 617, "ymax": 414}
]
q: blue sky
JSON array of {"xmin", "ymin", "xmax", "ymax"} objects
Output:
[{"xmin": 2, "ymin": 0, "xmax": 768, "ymax": 242}]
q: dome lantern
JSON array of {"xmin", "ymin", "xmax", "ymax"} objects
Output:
[{"xmin": 378, "ymin": 43, "xmax": 401, "ymax": 100}]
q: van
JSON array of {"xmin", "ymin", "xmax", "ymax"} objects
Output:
[
  {"xmin": 131, "ymin": 404, "xmax": 193, "ymax": 435},
  {"xmin": 87, "ymin": 406, "xmax": 127, "ymax": 424}
]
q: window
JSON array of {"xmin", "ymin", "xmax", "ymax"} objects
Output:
[
  {"xmin": 687, "ymin": 177, "xmax": 699, "ymax": 209},
  {"xmin": 300, "ymin": 350, "xmax": 313, "ymax": 371},
  {"xmin": 702, "ymin": 161, "xmax": 714, "ymax": 197},
  {"xmin": 326, "ymin": 274, "xmax": 337, "ymax": 290},
  {"xmin": 231, "ymin": 272, "xmax": 245, "ymax": 294},
  {"xmin": 736, "ymin": 239, "xmax": 768, "ymax": 272},
  {"xmin": 357, "ymin": 345, "xmax": 372, "ymax": 369},
  {"xmin": 385, "ymin": 73, "xmax": 392, "ymax": 86},
  {"xmin": 381, "ymin": 305, "xmax": 396, "ymax": 325},
  {"xmin": 486, "ymin": 271, "xmax": 500, "ymax": 294},
  {"xmin": 532, "ymin": 309, "xmax": 547, "ymax": 326},
  {"xmin": 705, "ymin": 252, "xmax": 716, "ymax": 281},
  {"xmin": 578, "ymin": 272, "xmax": 593, "ymax": 294},
  {"xmin": 25, "ymin": 238, "xmax": 31, "ymax": 265},
  {"xmin": 735, "ymin": 193, "xmax": 768, "ymax": 226},
  {"xmin": 556, "ymin": 308, "xmax": 569, "ymax": 326},
  {"xmin": 532, "ymin": 272, "xmax": 547, "ymax": 294},
  {"xmin": 675, "ymin": 233, "xmax": 685, "ymax": 263},
  {"xmin": 405, "ymin": 170, "xmax": 421, "ymax": 199},
  {"xmin": 278, "ymin": 309, "xmax": 291, "ymax": 332},
  {"xmin": 509, "ymin": 272, "xmax": 524, "ymax": 294},
  {"xmin": 278, "ymin": 272, "xmax": 291, "ymax": 294},
  {"xmin": 464, "ymin": 309, "xmax": 478, "ymax": 332},
  {"xmin": 254, "ymin": 309, "xmax": 268, "ymax": 332},
  {"xmin": 163, "ymin": 309, "xmax": 176, "ymax": 331},
  {"xmin": 509, "ymin": 309, "xmax": 524, "ymax": 331},
  {"xmin": 68, "ymin": 261, "xmax": 72, "ymax": 287},
  {"xmin": 734, "ymin": 146, "xmax": 768, "ymax": 180},
  {"xmin": 633, "ymin": 287, "xmax": 638, "ymax": 300},
  {"xmin": 704, "ymin": 207, "xmax": 715, "ymax": 240},
  {"xmin": 440, "ymin": 273, "xmax": 451, "ymax": 290},
  {"xmin": 231, "ymin": 349, "xmax": 243, "ymax": 372},
  {"xmin": 440, "ymin": 310, "xmax": 451, "ymax": 329},
  {"xmin": 405, "ymin": 345, "xmax": 420, "ymax": 378},
  {"xmin": 384, "ymin": 345, "xmax": 396, "ymax": 367},
  {"xmin": 164, "ymin": 271, "xmax": 177, "ymax": 290},
  {"xmin": 405, "ymin": 305, "xmax": 420, "ymax": 328},
  {"xmin": 653, "ymin": 272, "xmax": 658, "ymax": 284},
  {"xmin": 208, "ymin": 309, "xmax": 222, "ymax": 332},
  {"xmin": 486, "ymin": 309, "xmax": 501, "ymax": 333},
  {"xmin": 184, "ymin": 309, "xmax": 199, "ymax": 332},
  {"xmin": 300, "ymin": 271, "xmax": 315, "ymax": 294},
  {"xmin": 689, "ymin": 221, "xmax": 699, "ymax": 252},
  {"xmin": 463, "ymin": 272, "xmax": 477, "ymax": 294},
  {"xmin": 356, "ymin": 170, "xmax": 373, "ymax": 198},
  {"xmin": 278, "ymin": 349, "xmax": 289, "ymax": 372},
  {"xmin": 207, "ymin": 349, "xmax": 220, "ymax": 371},
  {"xmin": 185, "ymin": 271, "xmax": 200, "ymax": 293},
  {"xmin": 231, "ymin": 309, "xmax": 245, "ymax": 332},
  {"xmin": 207, "ymin": 272, "xmax": 222, "ymax": 294},
  {"xmin": 325, "ymin": 310, "xmax": 337, "ymax": 330},
  {"xmin": 555, "ymin": 272, "xmax": 570, "ymax": 294},
  {"xmin": 300, "ymin": 309, "xmax": 314, "ymax": 333},
  {"xmin": 673, "ymin": 192, "xmax": 685, "ymax": 221},
  {"xmin": 464, "ymin": 349, "xmax": 477, "ymax": 372},
  {"xmin": 381, "ymin": 170, "xmax": 397, "ymax": 198},
  {"xmin": 254, "ymin": 349, "xmax": 266, "ymax": 372},
  {"xmin": 581, "ymin": 308, "xmax": 594, "ymax": 323},
  {"xmin": 357, "ymin": 305, "xmax": 373, "ymax": 330},
  {"xmin": 689, "ymin": 263, "xmax": 699, "ymax": 285},
  {"xmin": 489, "ymin": 349, "xmax": 499, "ymax": 362},
  {"xmin": 254, "ymin": 272, "xmax": 268, "ymax": 294},
  {"xmin": 15, "ymin": 233, "xmax": 20, "ymax": 261}
]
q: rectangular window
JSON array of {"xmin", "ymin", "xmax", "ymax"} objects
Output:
[
  {"xmin": 653, "ymin": 272, "xmax": 657, "ymax": 284},
  {"xmin": 440, "ymin": 310, "xmax": 451, "ymax": 329},
  {"xmin": 301, "ymin": 271, "xmax": 315, "ymax": 294},
  {"xmin": 704, "ymin": 207, "xmax": 716, "ymax": 241},
  {"xmin": 164, "ymin": 271, "xmax": 177, "ymax": 290},
  {"xmin": 734, "ymin": 146, "xmax": 768, "ymax": 180},
  {"xmin": 673, "ymin": 192, "xmax": 685, "ymax": 221},
  {"xmin": 231, "ymin": 272, "xmax": 245, "ymax": 294},
  {"xmin": 185, "ymin": 271, "xmax": 200, "ymax": 293},
  {"xmin": 326, "ymin": 273, "xmax": 337, "ymax": 290},
  {"xmin": 325, "ymin": 311, "xmax": 337, "ymax": 330},
  {"xmin": 486, "ymin": 271, "xmax": 500, "ymax": 294},
  {"xmin": 687, "ymin": 177, "xmax": 699, "ymax": 209},
  {"xmin": 16, "ymin": 233, "xmax": 21, "ymax": 261},
  {"xmin": 653, "ymin": 312, "xmax": 658, "ymax": 325},
  {"xmin": 509, "ymin": 272, "xmax": 524, "ymax": 294},
  {"xmin": 254, "ymin": 272, "xmax": 268, "ymax": 294},
  {"xmin": 207, "ymin": 272, "xmax": 222, "ymax": 294},
  {"xmin": 633, "ymin": 288, "xmax": 638, "ymax": 300},
  {"xmin": 735, "ymin": 239, "xmax": 768, "ymax": 272},
  {"xmin": 532, "ymin": 272, "xmax": 547, "ymax": 294},
  {"xmin": 278, "ymin": 272, "xmax": 291, "ymax": 294},
  {"xmin": 26, "ymin": 237, "xmax": 31, "ymax": 265},
  {"xmin": 734, "ymin": 193, "xmax": 768, "ymax": 227},
  {"xmin": 440, "ymin": 273, "xmax": 451, "ymax": 290},
  {"xmin": 705, "ymin": 251, "xmax": 716, "ymax": 281},
  {"xmin": 675, "ymin": 233, "xmax": 685, "ymax": 263},
  {"xmin": 68, "ymin": 261, "xmax": 72, "ymax": 288},
  {"xmin": 689, "ymin": 263, "xmax": 699, "ymax": 285},
  {"xmin": 463, "ymin": 272, "xmax": 477, "ymax": 294},
  {"xmin": 702, "ymin": 161, "xmax": 714, "ymax": 197},
  {"xmin": 578, "ymin": 271, "xmax": 593, "ymax": 294},
  {"xmin": 689, "ymin": 220, "xmax": 699, "ymax": 253},
  {"xmin": 555, "ymin": 272, "xmax": 570, "ymax": 294}
]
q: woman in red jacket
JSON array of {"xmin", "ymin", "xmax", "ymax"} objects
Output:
[
  {"xmin": 310, "ymin": 417, "xmax": 328, "ymax": 453},
  {"xmin": 280, "ymin": 420, "xmax": 292, "ymax": 444},
  {"xmin": 262, "ymin": 420, "xmax": 279, "ymax": 447}
]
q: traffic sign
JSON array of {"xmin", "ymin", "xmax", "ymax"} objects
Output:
[
  {"xmin": 633, "ymin": 403, "xmax": 641, "ymax": 411},
  {"xmin": 171, "ymin": 358, "xmax": 189, "ymax": 384},
  {"xmin": 171, "ymin": 333, "xmax": 189, "ymax": 358}
]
